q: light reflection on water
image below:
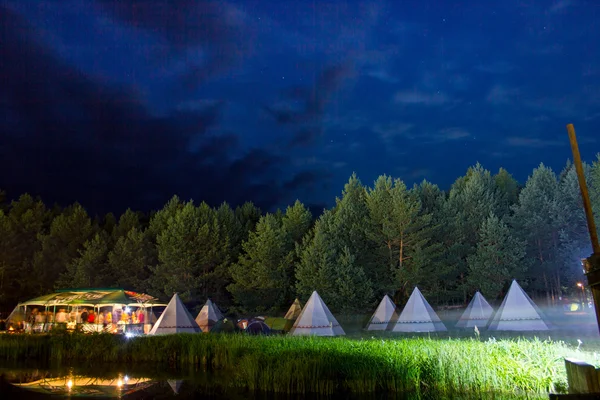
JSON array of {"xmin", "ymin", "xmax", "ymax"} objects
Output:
[{"xmin": 0, "ymin": 362, "xmax": 545, "ymax": 400}]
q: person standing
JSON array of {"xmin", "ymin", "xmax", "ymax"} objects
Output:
[{"xmin": 81, "ymin": 309, "xmax": 89, "ymax": 323}]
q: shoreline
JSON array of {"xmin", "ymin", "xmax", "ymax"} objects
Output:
[{"xmin": 0, "ymin": 332, "xmax": 590, "ymax": 396}]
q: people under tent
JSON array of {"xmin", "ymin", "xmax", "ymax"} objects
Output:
[{"xmin": 6, "ymin": 288, "xmax": 166, "ymax": 334}]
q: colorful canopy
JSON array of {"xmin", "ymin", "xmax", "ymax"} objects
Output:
[{"xmin": 18, "ymin": 288, "xmax": 166, "ymax": 308}]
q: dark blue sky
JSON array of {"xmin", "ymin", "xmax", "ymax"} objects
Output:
[{"xmin": 1, "ymin": 0, "xmax": 599, "ymax": 214}]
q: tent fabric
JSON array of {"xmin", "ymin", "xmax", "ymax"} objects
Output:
[
  {"xmin": 284, "ymin": 299, "xmax": 303, "ymax": 320},
  {"xmin": 148, "ymin": 293, "xmax": 201, "ymax": 335},
  {"xmin": 366, "ymin": 294, "xmax": 398, "ymax": 331},
  {"xmin": 195, "ymin": 298, "xmax": 224, "ymax": 332},
  {"xmin": 245, "ymin": 319, "xmax": 271, "ymax": 335},
  {"xmin": 168, "ymin": 380, "xmax": 183, "ymax": 395},
  {"xmin": 456, "ymin": 291, "xmax": 494, "ymax": 328},
  {"xmin": 488, "ymin": 280, "xmax": 549, "ymax": 331},
  {"xmin": 391, "ymin": 287, "xmax": 447, "ymax": 332},
  {"xmin": 212, "ymin": 318, "xmax": 236, "ymax": 333},
  {"xmin": 18, "ymin": 288, "xmax": 164, "ymax": 307},
  {"xmin": 289, "ymin": 291, "xmax": 345, "ymax": 336},
  {"xmin": 264, "ymin": 317, "xmax": 294, "ymax": 333}
]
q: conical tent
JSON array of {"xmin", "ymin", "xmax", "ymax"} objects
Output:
[
  {"xmin": 366, "ymin": 294, "xmax": 398, "ymax": 330},
  {"xmin": 195, "ymin": 298, "xmax": 224, "ymax": 332},
  {"xmin": 456, "ymin": 291, "xmax": 494, "ymax": 328},
  {"xmin": 148, "ymin": 293, "xmax": 201, "ymax": 335},
  {"xmin": 168, "ymin": 380, "xmax": 183, "ymax": 395},
  {"xmin": 488, "ymin": 280, "xmax": 549, "ymax": 331},
  {"xmin": 392, "ymin": 287, "xmax": 447, "ymax": 332},
  {"xmin": 289, "ymin": 291, "xmax": 345, "ymax": 336},
  {"xmin": 284, "ymin": 298, "xmax": 303, "ymax": 320}
]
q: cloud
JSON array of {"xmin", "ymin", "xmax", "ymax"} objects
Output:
[
  {"xmin": 366, "ymin": 68, "xmax": 399, "ymax": 83},
  {"xmin": 506, "ymin": 137, "xmax": 563, "ymax": 148},
  {"xmin": 265, "ymin": 63, "xmax": 354, "ymax": 147},
  {"xmin": 394, "ymin": 90, "xmax": 450, "ymax": 106},
  {"xmin": 486, "ymin": 85, "xmax": 520, "ymax": 105},
  {"xmin": 437, "ymin": 128, "xmax": 470, "ymax": 140},
  {"xmin": 0, "ymin": 6, "xmax": 322, "ymax": 214},
  {"xmin": 475, "ymin": 62, "xmax": 515, "ymax": 74},
  {"xmin": 549, "ymin": 0, "xmax": 573, "ymax": 14},
  {"xmin": 373, "ymin": 123, "xmax": 415, "ymax": 144},
  {"xmin": 94, "ymin": 0, "xmax": 253, "ymax": 87}
]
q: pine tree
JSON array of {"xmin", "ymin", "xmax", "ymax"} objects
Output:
[
  {"xmin": 108, "ymin": 227, "xmax": 154, "ymax": 292},
  {"xmin": 366, "ymin": 175, "xmax": 434, "ymax": 300},
  {"xmin": 494, "ymin": 168, "xmax": 519, "ymax": 219},
  {"xmin": 58, "ymin": 233, "xmax": 110, "ymax": 288},
  {"xmin": 296, "ymin": 210, "xmax": 374, "ymax": 312},
  {"xmin": 0, "ymin": 195, "xmax": 48, "ymax": 307},
  {"xmin": 510, "ymin": 163, "xmax": 560, "ymax": 305},
  {"xmin": 467, "ymin": 213, "xmax": 526, "ymax": 300},
  {"xmin": 111, "ymin": 209, "xmax": 141, "ymax": 241},
  {"xmin": 34, "ymin": 203, "xmax": 94, "ymax": 294},
  {"xmin": 282, "ymin": 200, "xmax": 313, "ymax": 244},
  {"xmin": 332, "ymin": 246, "xmax": 374, "ymax": 313},
  {"xmin": 444, "ymin": 163, "xmax": 500, "ymax": 302},
  {"xmin": 228, "ymin": 214, "xmax": 294, "ymax": 312},
  {"xmin": 554, "ymin": 162, "xmax": 594, "ymax": 290},
  {"xmin": 330, "ymin": 174, "xmax": 379, "ymax": 287},
  {"xmin": 153, "ymin": 201, "xmax": 229, "ymax": 303}
]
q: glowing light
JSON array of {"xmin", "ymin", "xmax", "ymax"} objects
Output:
[
  {"xmin": 577, "ymin": 282, "xmax": 583, "ymax": 287},
  {"xmin": 125, "ymin": 307, "xmax": 131, "ymax": 313},
  {"xmin": 125, "ymin": 332, "xmax": 135, "ymax": 339},
  {"xmin": 67, "ymin": 379, "xmax": 73, "ymax": 389},
  {"xmin": 117, "ymin": 379, "xmax": 123, "ymax": 388},
  {"xmin": 123, "ymin": 375, "xmax": 129, "ymax": 383}
]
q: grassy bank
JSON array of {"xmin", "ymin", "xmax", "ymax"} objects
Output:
[{"xmin": 0, "ymin": 333, "xmax": 592, "ymax": 396}]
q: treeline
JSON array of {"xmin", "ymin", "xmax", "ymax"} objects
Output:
[{"xmin": 1, "ymin": 157, "xmax": 600, "ymax": 314}]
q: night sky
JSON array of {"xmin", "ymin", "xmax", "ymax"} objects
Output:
[{"xmin": 1, "ymin": 0, "xmax": 599, "ymax": 215}]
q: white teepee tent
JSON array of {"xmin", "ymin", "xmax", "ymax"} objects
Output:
[
  {"xmin": 289, "ymin": 291, "xmax": 345, "ymax": 336},
  {"xmin": 456, "ymin": 291, "xmax": 494, "ymax": 328},
  {"xmin": 488, "ymin": 280, "xmax": 549, "ymax": 331},
  {"xmin": 284, "ymin": 298, "xmax": 303, "ymax": 320},
  {"xmin": 391, "ymin": 287, "xmax": 447, "ymax": 332},
  {"xmin": 148, "ymin": 293, "xmax": 201, "ymax": 335},
  {"xmin": 195, "ymin": 298, "xmax": 224, "ymax": 332},
  {"xmin": 168, "ymin": 380, "xmax": 183, "ymax": 395},
  {"xmin": 366, "ymin": 294, "xmax": 398, "ymax": 330}
]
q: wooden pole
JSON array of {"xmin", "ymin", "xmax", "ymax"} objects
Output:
[
  {"xmin": 566, "ymin": 124, "xmax": 600, "ymax": 254},
  {"xmin": 567, "ymin": 124, "xmax": 600, "ymax": 335}
]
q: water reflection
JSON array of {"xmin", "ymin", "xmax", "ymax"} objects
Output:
[{"xmin": 0, "ymin": 364, "xmax": 545, "ymax": 400}]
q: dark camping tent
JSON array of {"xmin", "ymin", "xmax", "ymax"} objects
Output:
[
  {"xmin": 211, "ymin": 318, "xmax": 237, "ymax": 333},
  {"xmin": 245, "ymin": 319, "xmax": 271, "ymax": 335}
]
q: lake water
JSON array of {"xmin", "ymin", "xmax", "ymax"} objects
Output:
[{"xmin": 0, "ymin": 361, "xmax": 545, "ymax": 400}]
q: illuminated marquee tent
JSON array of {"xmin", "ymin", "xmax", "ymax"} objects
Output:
[
  {"xmin": 16, "ymin": 288, "xmax": 165, "ymax": 308},
  {"xmin": 392, "ymin": 287, "xmax": 447, "ymax": 332},
  {"xmin": 12, "ymin": 374, "xmax": 155, "ymax": 397},
  {"xmin": 366, "ymin": 294, "xmax": 398, "ymax": 331},
  {"xmin": 456, "ymin": 291, "xmax": 494, "ymax": 328},
  {"xmin": 488, "ymin": 280, "xmax": 549, "ymax": 331}
]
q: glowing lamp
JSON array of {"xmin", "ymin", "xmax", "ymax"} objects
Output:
[
  {"xmin": 117, "ymin": 379, "xmax": 123, "ymax": 388},
  {"xmin": 67, "ymin": 379, "xmax": 73, "ymax": 389},
  {"xmin": 577, "ymin": 282, "xmax": 584, "ymax": 287}
]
